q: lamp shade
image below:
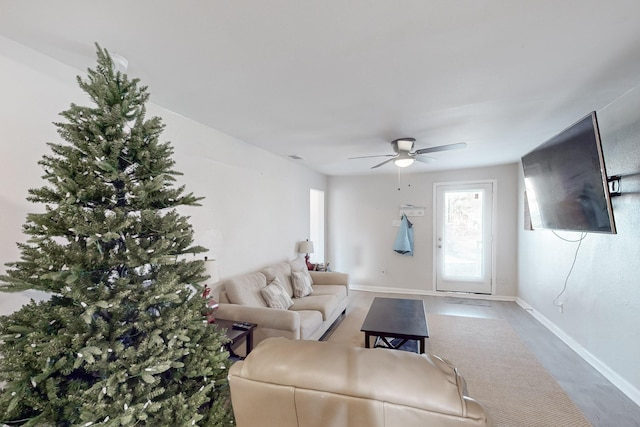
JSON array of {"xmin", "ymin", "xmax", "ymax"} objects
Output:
[
  {"xmin": 299, "ymin": 240, "xmax": 314, "ymax": 254},
  {"xmin": 204, "ymin": 257, "xmax": 219, "ymax": 283}
]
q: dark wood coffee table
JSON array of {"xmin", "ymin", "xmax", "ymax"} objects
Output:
[{"xmin": 360, "ymin": 297, "xmax": 429, "ymax": 353}]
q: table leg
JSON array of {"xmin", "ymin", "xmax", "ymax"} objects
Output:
[
  {"xmin": 365, "ymin": 332, "xmax": 371, "ymax": 348},
  {"xmin": 246, "ymin": 330, "xmax": 254, "ymax": 355}
]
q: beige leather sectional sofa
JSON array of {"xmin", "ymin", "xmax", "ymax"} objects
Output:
[
  {"xmin": 229, "ymin": 337, "xmax": 493, "ymax": 427},
  {"xmin": 213, "ymin": 258, "xmax": 349, "ymax": 348}
]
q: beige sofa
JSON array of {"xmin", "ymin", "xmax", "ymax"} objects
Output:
[
  {"xmin": 229, "ymin": 337, "xmax": 493, "ymax": 427},
  {"xmin": 213, "ymin": 258, "xmax": 349, "ymax": 348}
]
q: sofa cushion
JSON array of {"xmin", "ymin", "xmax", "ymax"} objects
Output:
[
  {"xmin": 290, "ymin": 295, "xmax": 338, "ymax": 321},
  {"xmin": 310, "ymin": 284, "xmax": 347, "ymax": 302},
  {"xmin": 260, "ymin": 278, "xmax": 294, "ymax": 310},
  {"xmin": 225, "ymin": 272, "xmax": 269, "ymax": 307},
  {"xmin": 296, "ymin": 310, "xmax": 324, "ymax": 340},
  {"xmin": 292, "ymin": 270, "xmax": 313, "ymax": 298},
  {"xmin": 262, "ymin": 262, "xmax": 294, "ymax": 297}
]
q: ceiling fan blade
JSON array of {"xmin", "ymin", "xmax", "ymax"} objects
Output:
[
  {"xmin": 414, "ymin": 155, "xmax": 437, "ymax": 164},
  {"xmin": 348, "ymin": 154, "xmax": 396, "ymax": 160},
  {"xmin": 371, "ymin": 158, "xmax": 397, "ymax": 169},
  {"xmin": 414, "ymin": 142, "xmax": 467, "ymax": 155}
]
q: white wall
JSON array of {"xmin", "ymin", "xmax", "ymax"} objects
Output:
[
  {"xmin": 517, "ymin": 87, "xmax": 640, "ymax": 403},
  {"xmin": 0, "ymin": 37, "xmax": 326, "ymax": 315},
  {"xmin": 328, "ymin": 163, "xmax": 519, "ymax": 297}
]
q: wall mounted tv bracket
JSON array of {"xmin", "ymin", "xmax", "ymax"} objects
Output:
[{"xmin": 608, "ymin": 175, "xmax": 621, "ymax": 197}]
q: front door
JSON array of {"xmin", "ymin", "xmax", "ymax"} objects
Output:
[{"xmin": 434, "ymin": 182, "xmax": 494, "ymax": 294}]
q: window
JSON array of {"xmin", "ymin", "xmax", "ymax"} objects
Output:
[{"xmin": 309, "ymin": 189, "xmax": 325, "ymax": 263}]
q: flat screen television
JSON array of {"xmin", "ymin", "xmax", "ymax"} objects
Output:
[{"xmin": 521, "ymin": 111, "xmax": 617, "ymax": 234}]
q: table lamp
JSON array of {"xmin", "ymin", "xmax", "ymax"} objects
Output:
[{"xmin": 299, "ymin": 240, "xmax": 314, "ymax": 270}]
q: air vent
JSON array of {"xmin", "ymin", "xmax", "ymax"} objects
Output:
[{"xmin": 288, "ymin": 155, "xmax": 304, "ymax": 160}]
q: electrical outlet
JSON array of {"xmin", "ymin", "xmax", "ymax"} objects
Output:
[{"xmin": 558, "ymin": 303, "xmax": 564, "ymax": 313}]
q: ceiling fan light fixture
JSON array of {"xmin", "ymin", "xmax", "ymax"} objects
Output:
[
  {"xmin": 393, "ymin": 149, "xmax": 415, "ymax": 167},
  {"xmin": 394, "ymin": 157, "xmax": 414, "ymax": 167}
]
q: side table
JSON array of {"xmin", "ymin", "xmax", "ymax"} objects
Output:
[{"xmin": 214, "ymin": 319, "xmax": 257, "ymax": 359}]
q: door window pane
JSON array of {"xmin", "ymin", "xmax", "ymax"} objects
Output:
[{"xmin": 443, "ymin": 190, "xmax": 484, "ymax": 279}]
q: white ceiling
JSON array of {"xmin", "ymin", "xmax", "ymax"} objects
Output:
[{"xmin": 1, "ymin": 1, "xmax": 640, "ymax": 176}]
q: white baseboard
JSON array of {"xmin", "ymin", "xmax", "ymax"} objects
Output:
[
  {"xmin": 516, "ymin": 297, "xmax": 640, "ymax": 407},
  {"xmin": 350, "ymin": 284, "xmax": 516, "ymax": 302}
]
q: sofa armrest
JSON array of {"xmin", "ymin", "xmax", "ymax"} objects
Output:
[
  {"xmin": 309, "ymin": 271, "xmax": 349, "ymax": 287},
  {"xmin": 215, "ymin": 303, "xmax": 300, "ymax": 332}
]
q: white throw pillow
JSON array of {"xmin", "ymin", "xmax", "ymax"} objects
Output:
[
  {"xmin": 260, "ymin": 278, "xmax": 294, "ymax": 309},
  {"xmin": 292, "ymin": 270, "xmax": 313, "ymax": 298},
  {"xmin": 302, "ymin": 268, "xmax": 313, "ymax": 285}
]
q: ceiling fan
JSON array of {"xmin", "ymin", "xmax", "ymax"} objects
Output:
[{"xmin": 349, "ymin": 138, "xmax": 467, "ymax": 169}]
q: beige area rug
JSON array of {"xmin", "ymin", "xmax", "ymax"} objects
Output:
[{"xmin": 327, "ymin": 305, "xmax": 592, "ymax": 427}]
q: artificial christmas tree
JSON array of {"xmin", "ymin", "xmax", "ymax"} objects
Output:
[{"xmin": 0, "ymin": 45, "xmax": 234, "ymax": 426}]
